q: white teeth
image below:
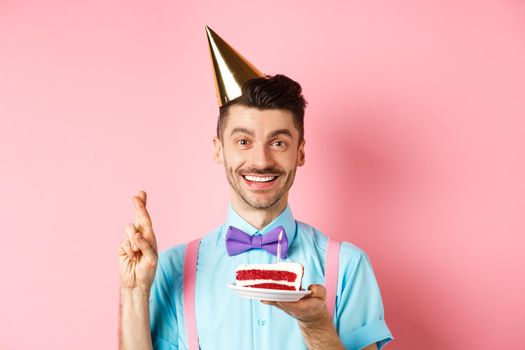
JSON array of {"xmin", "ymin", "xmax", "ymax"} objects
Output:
[{"xmin": 244, "ymin": 175, "xmax": 276, "ymax": 182}]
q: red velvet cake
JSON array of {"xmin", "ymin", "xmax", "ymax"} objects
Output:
[{"xmin": 235, "ymin": 262, "xmax": 304, "ymax": 291}]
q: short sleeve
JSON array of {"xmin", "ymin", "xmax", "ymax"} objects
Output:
[
  {"xmin": 335, "ymin": 243, "xmax": 393, "ymax": 349},
  {"xmin": 149, "ymin": 255, "xmax": 179, "ymax": 350}
]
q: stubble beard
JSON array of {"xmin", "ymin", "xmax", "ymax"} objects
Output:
[{"xmin": 223, "ymin": 159, "xmax": 297, "ymax": 210}]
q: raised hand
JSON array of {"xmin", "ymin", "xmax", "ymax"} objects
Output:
[{"xmin": 118, "ymin": 191, "xmax": 158, "ymax": 293}]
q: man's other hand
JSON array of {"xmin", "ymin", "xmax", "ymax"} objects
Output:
[{"xmin": 118, "ymin": 191, "xmax": 158, "ymax": 293}]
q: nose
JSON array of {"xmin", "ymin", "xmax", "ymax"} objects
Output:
[{"xmin": 249, "ymin": 143, "xmax": 274, "ymax": 170}]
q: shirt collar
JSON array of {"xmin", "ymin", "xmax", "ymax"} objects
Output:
[{"xmin": 223, "ymin": 203, "xmax": 297, "ymax": 247}]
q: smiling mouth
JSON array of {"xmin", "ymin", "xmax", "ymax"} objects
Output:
[
  {"xmin": 242, "ymin": 175, "xmax": 279, "ymax": 183},
  {"xmin": 241, "ymin": 174, "xmax": 281, "ymax": 190}
]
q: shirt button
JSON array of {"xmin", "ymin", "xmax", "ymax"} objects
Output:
[{"xmin": 258, "ymin": 319, "xmax": 266, "ymax": 326}]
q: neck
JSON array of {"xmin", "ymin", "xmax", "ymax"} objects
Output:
[{"xmin": 231, "ymin": 194, "xmax": 289, "ymax": 230}]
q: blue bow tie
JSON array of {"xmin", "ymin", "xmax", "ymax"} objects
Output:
[{"xmin": 225, "ymin": 225, "xmax": 289, "ymax": 258}]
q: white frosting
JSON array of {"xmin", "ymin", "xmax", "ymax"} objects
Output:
[
  {"xmin": 236, "ymin": 279, "xmax": 296, "ymax": 288},
  {"xmin": 235, "ymin": 262, "xmax": 304, "ymax": 290}
]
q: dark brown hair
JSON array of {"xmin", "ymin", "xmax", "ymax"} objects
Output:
[{"xmin": 216, "ymin": 74, "xmax": 307, "ymax": 141}]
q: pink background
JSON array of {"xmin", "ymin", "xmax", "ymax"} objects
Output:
[{"xmin": 1, "ymin": 0, "xmax": 524, "ymax": 349}]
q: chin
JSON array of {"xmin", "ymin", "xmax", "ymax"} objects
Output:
[{"xmin": 243, "ymin": 195, "xmax": 283, "ymax": 210}]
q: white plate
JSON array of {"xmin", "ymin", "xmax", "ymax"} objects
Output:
[{"xmin": 227, "ymin": 283, "xmax": 311, "ymax": 302}]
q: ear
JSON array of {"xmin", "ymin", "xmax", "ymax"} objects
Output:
[
  {"xmin": 213, "ymin": 137, "xmax": 224, "ymax": 164},
  {"xmin": 297, "ymin": 139, "xmax": 305, "ymax": 166}
]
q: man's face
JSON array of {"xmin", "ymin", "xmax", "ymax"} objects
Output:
[{"xmin": 213, "ymin": 104, "xmax": 305, "ymax": 210}]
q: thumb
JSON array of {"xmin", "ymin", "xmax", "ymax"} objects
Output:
[
  {"xmin": 308, "ymin": 284, "xmax": 327, "ymax": 300},
  {"xmin": 134, "ymin": 232, "xmax": 158, "ymax": 268}
]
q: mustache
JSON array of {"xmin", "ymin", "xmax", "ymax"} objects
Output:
[{"xmin": 239, "ymin": 168, "xmax": 284, "ymax": 176}]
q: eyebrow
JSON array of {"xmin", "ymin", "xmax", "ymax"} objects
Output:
[
  {"xmin": 229, "ymin": 127, "xmax": 293, "ymax": 139},
  {"xmin": 268, "ymin": 129, "xmax": 293, "ymax": 139},
  {"xmin": 230, "ymin": 127, "xmax": 255, "ymax": 137}
]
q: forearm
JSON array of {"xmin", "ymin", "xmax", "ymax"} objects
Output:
[
  {"xmin": 298, "ymin": 312, "xmax": 345, "ymax": 350},
  {"xmin": 119, "ymin": 288, "xmax": 153, "ymax": 350}
]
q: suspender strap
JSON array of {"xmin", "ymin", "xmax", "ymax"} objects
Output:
[
  {"xmin": 325, "ymin": 238, "xmax": 341, "ymax": 318},
  {"xmin": 183, "ymin": 239, "xmax": 200, "ymax": 350}
]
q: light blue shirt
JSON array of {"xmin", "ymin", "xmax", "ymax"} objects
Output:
[{"xmin": 149, "ymin": 205, "xmax": 393, "ymax": 349}]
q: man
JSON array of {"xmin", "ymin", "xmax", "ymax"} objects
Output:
[{"xmin": 118, "ymin": 26, "xmax": 393, "ymax": 350}]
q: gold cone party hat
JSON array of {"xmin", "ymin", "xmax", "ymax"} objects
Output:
[{"xmin": 205, "ymin": 25, "xmax": 267, "ymax": 107}]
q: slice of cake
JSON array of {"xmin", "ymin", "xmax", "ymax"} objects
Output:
[{"xmin": 235, "ymin": 262, "xmax": 304, "ymax": 291}]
